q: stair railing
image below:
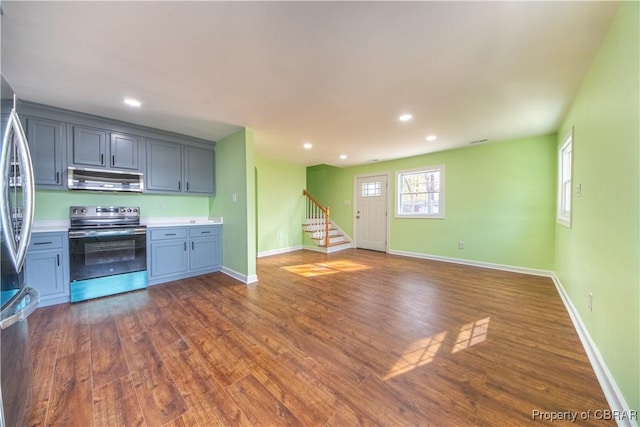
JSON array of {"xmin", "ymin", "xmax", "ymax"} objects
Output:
[{"xmin": 303, "ymin": 190, "xmax": 331, "ymax": 247}]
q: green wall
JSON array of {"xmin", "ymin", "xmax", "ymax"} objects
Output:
[
  {"xmin": 34, "ymin": 191, "xmax": 210, "ymax": 220},
  {"xmin": 255, "ymin": 157, "xmax": 306, "ymax": 255},
  {"xmin": 210, "ymin": 128, "xmax": 256, "ymax": 280},
  {"xmin": 555, "ymin": 1, "xmax": 639, "ymax": 412},
  {"xmin": 306, "ymin": 163, "xmax": 340, "ymax": 207},
  {"xmin": 307, "ymin": 134, "xmax": 557, "ymax": 271}
]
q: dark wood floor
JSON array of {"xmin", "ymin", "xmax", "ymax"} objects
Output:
[{"xmin": 26, "ymin": 249, "xmax": 612, "ymax": 426}]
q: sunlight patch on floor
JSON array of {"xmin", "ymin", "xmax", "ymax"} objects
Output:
[
  {"xmin": 384, "ymin": 317, "xmax": 491, "ymax": 380},
  {"xmin": 452, "ymin": 317, "xmax": 490, "ymax": 353},
  {"xmin": 282, "ymin": 260, "xmax": 371, "ymax": 277},
  {"xmin": 383, "ymin": 331, "xmax": 447, "ymax": 380}
]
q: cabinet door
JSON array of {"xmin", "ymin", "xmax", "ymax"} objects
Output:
[
  {"xmin": 189, "ymin": 237, "xmax": 220, "ymax": 271},
  {"xmin": 146, "ymin": 139, "xmax": 182, "ymax": 192},
  {"xmin": 26, "ymin": 117, "xmax": 65, "ymax": 188},
  {"xmin": 183, "ymin": 146, "xmax": 215, "ymax": 194},
  {"xmin": 25, "ymin": 251, "xmax": 65, "ymax": 298},
  {"xmin": 71, "ymin": 126, "xmax": 107, "ymax": 168},
  {"xmin": 150, "ymin": 240, "xmax": 188, "ymax": 277},
  {"xmin": 110, "ymin": 132, "xmax": 140, "ymax": 170}
]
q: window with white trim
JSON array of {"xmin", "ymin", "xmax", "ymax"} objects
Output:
[
  {"xmin": 361, "ymin": 181, "xmax": 382, "ymax": 197},
  {"xmin": 557, "ymin": 130, "xmax": 573, "ymax": 227},
  {"xmin": 396, "ymin": 165, "xmax": 445, "ymax": 218}
]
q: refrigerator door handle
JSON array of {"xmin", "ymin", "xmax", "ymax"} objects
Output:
[
  {"xmin": 0, "ymin": 287, "xmax": 40, "ymax": 330},
  {"xmin": 0, "ymin": 103, "xmax": 35, "ymax": 272}
]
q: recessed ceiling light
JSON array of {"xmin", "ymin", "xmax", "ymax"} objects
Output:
[
  {"xmin": 303, "ymin": 142, "xmax": 312, "ymax": 150},
  {"xmin": 426, "ymin": 135, "xmax": 438, "ymax": 142},
  {"xmin": 124, "ymin": 97, "xmax": 142, "ymax": 107},
  {"xmin": 399, "ymin": 113, "xmax": 413, "ymax": 122},
  {"xmin": 339, "ymin": 154, "xmax": 347, "ymax": 160}
]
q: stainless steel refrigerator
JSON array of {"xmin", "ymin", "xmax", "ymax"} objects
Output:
[{"xmin": 0, "ymin": 76, "xmax": 39, "ymax": 427}]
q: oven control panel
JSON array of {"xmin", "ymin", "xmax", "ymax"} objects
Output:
[{"xmin": 70, "ymin": 206, "xmax": 140, "ymax": 218}]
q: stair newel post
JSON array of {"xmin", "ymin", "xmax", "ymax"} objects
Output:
[{"xmin": 325, "ymin": 206, "xmax": 330, "ymax": 247}]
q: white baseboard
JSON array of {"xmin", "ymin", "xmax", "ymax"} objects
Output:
[
  {"xmin": 221, "ymin": 266, "xmax": 258, "ymax": 285},
  {"xmin": 257, "ymin": 245, "xmax": 303, "ymax": 258},
  {"xmin": 387, "ymin": 249, "xmax": 554, "ymax": 277},
  {"xmin": 550, "ymin": 275, "xmax": 637, "ymax": 427},
  {"xmin": 387, "ymin": 248, "xmax": 636, "ymax": 427},
  {"xmin": 302, "ymin": 244, "xmax": 328, "ymax": 253},
  {"xmin": 302, "ymin": 244, "xmax": 352, "ymax": 254}
]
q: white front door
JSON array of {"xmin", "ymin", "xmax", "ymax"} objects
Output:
[{"xmin": 355, "ymin": 174, "xmax": 388, "ymax": 252}]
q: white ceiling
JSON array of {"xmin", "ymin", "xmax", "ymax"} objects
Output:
[{"xmin": 1, "ymin": 1, "xmax": 618, "ymax": 167}]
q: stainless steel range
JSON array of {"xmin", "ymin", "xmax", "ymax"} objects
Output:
[{"xmin": 68, "ymin": 206, "xmax": 147, "ymax": 302}]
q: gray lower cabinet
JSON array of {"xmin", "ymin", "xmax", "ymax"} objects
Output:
[
  {"xmin": 149, "ymin": 227, "xmax": 189, "ymax": 278},
  {"xmin": 25, "ymin": 117, "xmax": 66, "ymax": 188},
  {"xmin": 24, "ymin": 232, "xmax": 70, "ymax": 307},
  {"xmin": 189, "ymin": 226, "xmax": 221, "ymax": 271},
  {"xmin": 148, "ymin": 225, "xmax": 221, "ymax": 285}
]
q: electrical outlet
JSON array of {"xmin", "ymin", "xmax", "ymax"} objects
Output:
[
  {"xmin": 588, "ymin": 292, "xmax": 593, "ymax": 311},
  {"xmin": 576, "ymin": 184, "xmax": 582, "ymax": 197},
  {"xmin": 458, "ymin": 241, "xmax": 465, "ymax": 250}
]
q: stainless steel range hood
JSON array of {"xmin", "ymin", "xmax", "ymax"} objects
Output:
[{"xmin": 67, "ymin": 167, "xmax": 144, "ymax": 192}]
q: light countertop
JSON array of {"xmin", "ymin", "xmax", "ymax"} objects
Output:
[
  {"xmin": 32, "ymin": 217, "xmax": 223, "ymax": 233},
  {"xmin": 141, "ymin": 217, "xmax": 223, "ymax": 227},
  {"xmin": 32, "ymin": 220, "xmax": 69, "ymax": 233}
]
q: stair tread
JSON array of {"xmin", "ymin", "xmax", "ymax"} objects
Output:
[{"xmin": 309, "ymin": 232, "xmax": 344, "ymax": 238}]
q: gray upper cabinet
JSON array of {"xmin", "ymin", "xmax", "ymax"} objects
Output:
[
  {"xmin": 70, "ymin": 125, "xmax": 141, "ymax": 171},
  {"xmin": 26, "ymin": 117, "xmax": 66, "ymax": 188},
  {"xmin": 147, "ymin": 139, "xmax": 215, "ymax": 195},
  {"xmin": 110, "ymin": 132, "xmax": 139, "ymax": 170},
  {"xmin": 146, "ymin": 138, "xmax": 182, "ymax": 192},
  {"xmin": 184, "ymin": 146, "xmax": 215, "ymax": 194},
  {"xmin": 71, "ymin": 125, "xmax": 107, "ymax": 168},
  {"xmin": 17, "ymin": 101, "xmax": 215, "ymax": 192}
]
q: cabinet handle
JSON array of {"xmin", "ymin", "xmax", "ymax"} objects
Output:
[
  {"xmin": 184, "ymin": 242, "xmax": 187, "ymax": 251},
  {"xmin": 33, "ymin": 241, "xmax": 53, "ymax": 245},
  {"xmin": 191, "ymin": 241, "xmax": 194, "ymax": 250},
  {"xmin": 164, "ymin": 233, "xmax": 177, "ymax": 236},
  {"xmin": 178, "ymin": 181, "xmax": 181, "ymax": 190},
  {"xmin": 200, "ymin": 231, "xmax": 211, "ymax": 234},
  {"xmin": 56, "ymin": 172, "xmax": 60, "ymax": 183},
  {"xmin": 112, "ymin": 155, "xmax": 115, "ymax": 166},
  {"xmin": 56, "ymin": 254, "xmax": 60, "ymax": 266},
  {"xmin": 186, "ymin": 182, "xmax": 189, "ymax": 191},
  {"xmin": 101, "ymin": 154, "xmax": 104, "ymax": 165}
]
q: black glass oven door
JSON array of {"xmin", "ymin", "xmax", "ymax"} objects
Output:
[{"xmin": 69, "ymin": 233, "xmax": 146, "ymax": 282}]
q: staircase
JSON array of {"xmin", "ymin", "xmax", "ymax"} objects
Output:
[{"xmin": 302, "ymin": 190, "xmax": 352, "ymax": 253}]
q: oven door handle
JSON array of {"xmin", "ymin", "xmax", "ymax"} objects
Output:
[{"xmin": 69, "ymin": 227, "xmax": 147, "ymax": 239}]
